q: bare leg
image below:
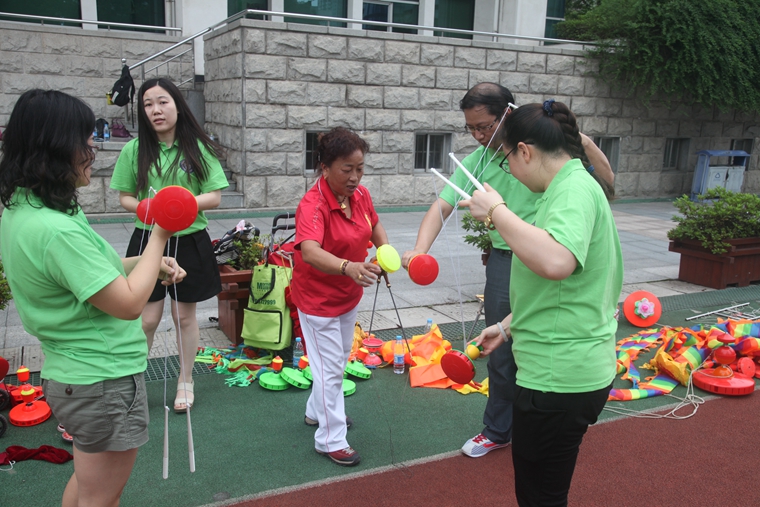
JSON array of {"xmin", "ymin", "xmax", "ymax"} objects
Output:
[
  {"xmin": 62, "ymin": 472, "xmax": 77, "ymax": 507},
  {"xmin": 171, "ymin": 301, "xmax": 198, "ymax": 411},
  {"xmin": 141, "ymin": 300, "xmax": 164, "ymax": 350},
  {"xmin": 61, "ymin": 447, "xmax": 139, "ymax": 507}
]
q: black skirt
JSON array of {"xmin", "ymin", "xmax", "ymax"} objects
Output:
[{"xmin": 126, "ymin": 228, "xmax": 221, "ymax": 303}]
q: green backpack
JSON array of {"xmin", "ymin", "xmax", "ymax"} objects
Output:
[{"xmin": 241, "ymin": 263, "xmax": 293, "ymax": 351}]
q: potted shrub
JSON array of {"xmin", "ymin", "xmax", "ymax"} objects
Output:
[
  {"xmin": 217, "ymin": 236, "xmax": 266, "ymax": 345},
  {"xmin": 462, "ymin": 211, "xmax": 493, "ymax": 266},
  {"xmin": 667, "ymin": 187, "xmax": 760, "ymax": 289}
]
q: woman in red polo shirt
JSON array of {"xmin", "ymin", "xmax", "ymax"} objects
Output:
[{"xmin": 291, "ymin": 127, "xmax": 390, "ymax": 467}]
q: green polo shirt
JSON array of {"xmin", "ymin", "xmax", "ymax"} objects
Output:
[
  {"xmin": 111, "ymin": 138, "xmax": 229, "ymax": 236},
  {"xmin": 0, "ymin": 191, "xmax": 147, "ymax": 384},
  {"xmin": 509, "ymin": 159, "xmax": 623, "ymax": 393},
  {"xmin": 440, "ymin": 145, "xmax": 542, "ymax": 250}
]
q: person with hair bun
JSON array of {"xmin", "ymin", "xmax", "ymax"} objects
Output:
[
  {"xmin": 462, "ymin": 100, "xmax": 623, "ymax": 507},
  {"xmin": 403, "ymin": 83, "xmax": 614, "ymax": 460},
  {"xmin": 291, "ymin": 127, "xmax": 390, "ymax": 467}
]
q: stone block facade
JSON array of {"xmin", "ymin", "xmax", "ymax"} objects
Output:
[
  {"xmin": 0, "ymin": 21, "xmax": 192, "ymax": 213},
  {"xmin": 203, "ymin": 19, "xmax": 759, "ymax": 207},
  {"xmin": 0, "ymin": 18, "xmax": 758, "ymax": 214}
]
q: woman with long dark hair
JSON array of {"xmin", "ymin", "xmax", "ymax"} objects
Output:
[
  {"xmin": 111, "ymin": 77, "xmax": 229, "ymax": 412},
  {"xmin": 463, "ymin": 100, "xmax": 622, "ymax": 506},
  {"xmin": 0, "ymin": 89, "xmax": 184, "ymax": 506}
]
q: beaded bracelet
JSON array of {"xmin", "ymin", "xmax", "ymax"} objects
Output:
[{"xmin": 340, "ymin": 259, "xmax": 349, "ymax": 275}]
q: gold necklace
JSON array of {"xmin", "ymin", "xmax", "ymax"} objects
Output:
[{"xmin": 336, "ymin": 195, "xmax": 347, "ymax": 210}]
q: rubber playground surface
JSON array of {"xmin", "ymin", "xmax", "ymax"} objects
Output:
[{"xmin": 1, "ymin": 286, "xmax": 759, "ymax": 507}]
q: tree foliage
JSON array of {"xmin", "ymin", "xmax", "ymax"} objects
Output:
[{"xmin": 557, "ymin": 0, "xmax": 760, "ymax": 112}]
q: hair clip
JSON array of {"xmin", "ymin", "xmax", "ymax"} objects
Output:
[
  {"xmin": 543, "ymin": 99, "xmax": 555, "ymax": 117},
  {"xmin": 587, "ymin": 165, "xmax": 595, "ymax": 174}
]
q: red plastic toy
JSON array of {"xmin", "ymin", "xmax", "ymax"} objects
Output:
[
  {"xmin": 9, "ymin": 383, "xmax": 51, "ymax": 427},
  {"xmin": 692, "ymin": 333, "xmax": 755, "ymax": 396},
  {"xmin": 440, "ymin": 341, "xmax": 482, "ymax": 385},
  {"xmin": 136, "ymin": 186, "xmax": 198, "ymax": 232},
  {"xmin": 623, "ymin": 290, "xmax": 662, "ymax": 327},
  {"xmin": 408, "ymin": 254, "xmax": 439, "ymax": 286}
]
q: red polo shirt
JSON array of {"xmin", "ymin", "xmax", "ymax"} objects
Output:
[{"xmin": 291, "ymin": 176, "xmax": 379, "ymax": 317}]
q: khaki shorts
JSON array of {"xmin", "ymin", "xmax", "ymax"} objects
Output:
[{"xmin": 44, "ymin": 373, "xmax": 150, "ymax": 453}]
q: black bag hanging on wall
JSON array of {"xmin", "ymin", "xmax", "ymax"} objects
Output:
[
  {"xmin": 110, "ymin": 64, "xmax": 135, "ymax": 107},
  {"xmin": 110, "ymin": 64, "xmax": 136, "ymax": 127}
]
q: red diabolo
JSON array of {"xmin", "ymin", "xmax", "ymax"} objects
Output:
[
  {"xmin": 408, "ymin": 254, "xmax": 439, "ymax": 286},
  {"xmin": 136, "ymin": 198, "xmax": 155, "ymax": 225},
  {"xmin": 440, "ymin": 349, "xmax": 476, "ymax": 384},
  {"xmin": 151, "ymin": 186, "xmax": 198, "ymax": 232}
]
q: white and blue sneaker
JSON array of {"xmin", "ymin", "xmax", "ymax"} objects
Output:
[{"xmin": 461, "ymin": 433, "xmax": 510, "ymax": 457}]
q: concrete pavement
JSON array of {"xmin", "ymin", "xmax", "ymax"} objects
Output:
[{"xmin": 0, "ymin": 200, "xmax": 713, "ymax": 371}]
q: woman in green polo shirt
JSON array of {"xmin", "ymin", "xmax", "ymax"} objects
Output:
[
  {"xmin": 112, "ymin": 78, "xmax": 229, "ymax": 413},
  {"xmin": 0, "ymin": 90, "xmax": 185, "ymax": 507},
  {"xmin": 463, "ymin": 100, "xmax": 622, "ymax": 507}
]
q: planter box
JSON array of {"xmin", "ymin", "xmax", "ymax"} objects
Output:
[
  {"xmin": 668, "ymin": 237, "xmax": 760, "ymax": 289},
  {"xmin": 217, "ymin": 264, "xmax": 252, "ymax": 345}
]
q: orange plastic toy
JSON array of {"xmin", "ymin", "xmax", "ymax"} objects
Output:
[{"xmin": 623, "ymin": 290, "xmax": 662, "ymax": 327}]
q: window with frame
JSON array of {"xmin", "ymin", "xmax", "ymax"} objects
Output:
[
  {"xmin": 730, "ymin": 138, "xmax": 754, "ymax": 166},
  {"xmin": 663, "ymin": 138, "xmax": 691, "ymax": 170},
  {"xmin": 97, "ymin": 0, "xmax": 166, "ymax": 32},
  {"xmin": 433, "ymin": 0, "xmax": 474, "ymax": 40},
  {"xmin": 593, "ymin": 136, "xmax": 620, "ymax": 174},
  {"xmin": 284, "ymin": 0, "xmax": 347, "ymax": 27},
  {"xmin": 304, "ymin": 131, "xmax": 324, "ymax": 175},
  {"xmin": 228, "ymin": 0, "xmax": 269, "ymax": 19},
  {"xmin": 544, "ymin": 0, "xmax": 565, "ymax": 40},
  {"xmin": 362, "ymin": 1, "xmax": 419, "ymax": 33},
  {"xmin": 0, "ymin": 0, "xmax": 81, "ymax": 27},
  {"xmin": 415, "ymin": 133, "xmax": 451, "ymax": 173}
]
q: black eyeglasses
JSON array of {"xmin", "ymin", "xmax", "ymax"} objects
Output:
[
  {"xmin": 499, "ymin": 147, "xmax": 516, "ymax": 174},
  {"xmin": 464, "ymin": 120, "xmax": 497, "ymax": 134}
]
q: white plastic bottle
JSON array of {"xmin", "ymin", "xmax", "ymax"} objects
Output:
[
  {"xmin": 103, "ymin": 122, "xmax": 110, "ymax": 142},
  {"xmin": 393, "ymin": 336, "xmax": 405, "ymax": 374},
  {"xmin": 292, "ymin": 337, "xmax": 304, "ymax": 369},
  {"xmin": 423, "ymin": 318, "xmax": 433, "ymax": 333}
]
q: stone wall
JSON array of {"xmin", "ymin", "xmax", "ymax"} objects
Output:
[
  {"xmin": 1, "ymin": 18, "xmax": 758, "ymax": 214},
  {"xmin": 203, "ymin": 18, "xmax": 759, "ymax": 207},
  {"xmin": 0, "ymin": 21, "xmax": 192, "ymax": 213}
]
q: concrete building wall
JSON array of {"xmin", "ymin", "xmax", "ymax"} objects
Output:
[
  {"xmin": 0, "ymin": 21, "xmax": 193, "ymax": 213},
  {"xmin": 1, "ymin": 18, "xmax": 758, "ymax": 214},
  {"xmin": 202, "ymin": 19, "xmax": 760, "ymax": 208}
]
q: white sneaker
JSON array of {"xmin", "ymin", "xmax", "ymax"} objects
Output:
[{"xmin": 461, "ymin": 433, "xmax": 510, "ymax": 457}]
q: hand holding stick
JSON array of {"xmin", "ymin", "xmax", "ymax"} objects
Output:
[
  {"xmin": 430, "ymin": 168, "xmax": 470, "ymax": 200},
  {"xmin": 448, "ymin": 153, "xmax": 485, "ymax": 192}
]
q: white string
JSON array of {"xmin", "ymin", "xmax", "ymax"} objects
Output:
[
  {"xmin": 137, "ymin": 185, "xmax": 195, "ymax": 477},
  {"xmin": 423, "ymin": 106, "xmax": 512, "ymax": 345},
  {"xmin": 0, "ymin": 460, "xmax": 15, "ymax": 473}
]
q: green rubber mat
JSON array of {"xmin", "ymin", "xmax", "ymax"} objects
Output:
[
  {"xmin": 659, "ymin": 285, "xmax": 760, "ymax": 312},
  {"xmin": 144, "ymin": 355, "xmax": 217, "ymax": 382},
  {"xmin": 3, "ymin": 357, "xmax": 215, "ymax": 385}
]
